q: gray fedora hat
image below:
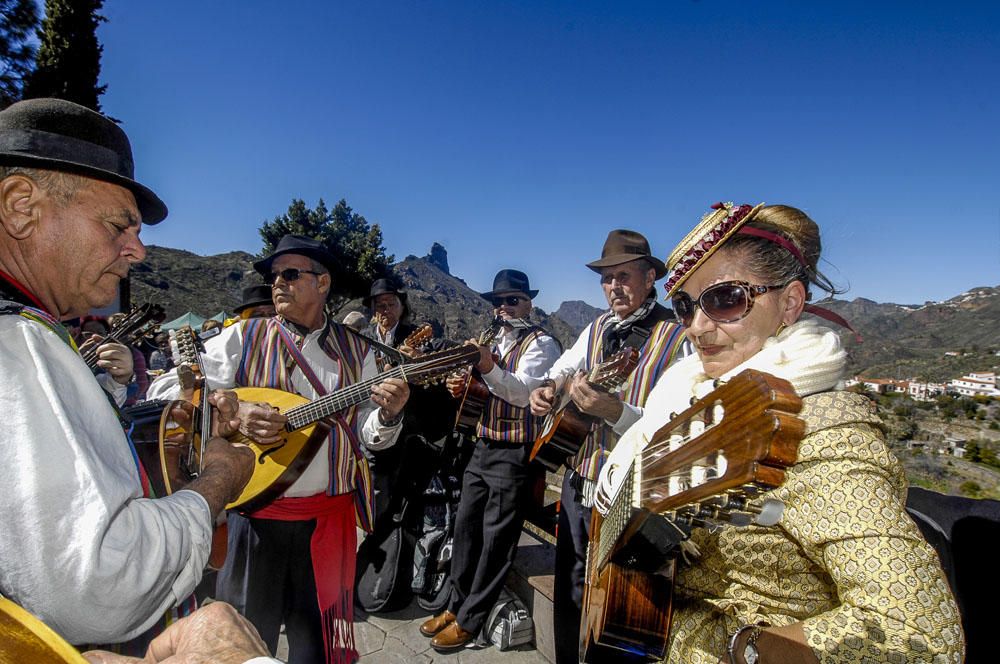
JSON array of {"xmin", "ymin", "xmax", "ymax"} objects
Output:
[
  {"xmin": 0, "ymin": 98, "xmax": 167, "ymax": 224},
  {"xmin": 253, "ymin": 234, "xmax": 338, "ymax": 277}
]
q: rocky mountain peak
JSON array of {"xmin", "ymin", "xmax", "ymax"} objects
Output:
[{"xmin": 424, "ymin": 242, "xmax": 450, "ymax": 275}]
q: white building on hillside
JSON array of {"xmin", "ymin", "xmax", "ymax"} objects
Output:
[
  {"xmin": 908, "ymin": 381, "xmax": 947, "ymax": 401},
  {"xmin": 949, "ymin": 372, "xmax": 1000, "ymax": 398}
]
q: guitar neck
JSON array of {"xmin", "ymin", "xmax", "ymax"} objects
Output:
[{"xmin": 283, "ymin": 364, "xmax": 408, "ymax": 430}]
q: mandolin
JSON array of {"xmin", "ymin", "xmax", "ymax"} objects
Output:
[
  {"xmin": 580, "ymin": 370, "xmax": 804, "ymax": 661},
  {"xmin": 529, "ymin": 347, "xmax": 639, "ymax": 472},
  {"xmin": 158, "ymin": 341, "xmax": 481, "ymax": 512},
  {"xmin": 0, "ymin": 597, "xmax": 87, "ymax": 664},
  {"xmin": 79, "ymin": 303, "xmax": 165, "ymax": 370}
]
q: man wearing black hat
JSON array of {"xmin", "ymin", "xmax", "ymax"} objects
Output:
[
  {"xmin": 529, "ymin": 230, "xmax": 689, "ymax": 664},
  {"xmin": 148, "ymin": 233, "xmax": 411, "ymax": 663},
  {"xmin": 0, "ymin": 99, "xmax": 255, "ymax": 647},
  {"xmin": 233, "ymin": 283, "xmax": 276, "ymax": 320},
  {"xmin": 362, "ymin": 277, "xmax": 415, "ymax": 370},
  {"xmin": 420, "ymin": 269, "xmax": 561, "ymax": 651}
]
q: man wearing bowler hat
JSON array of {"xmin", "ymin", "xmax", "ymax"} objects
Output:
[
  {"xmin": 0, "ymin": 99, "xmax": 255, "ymax": 648},
  {"xmin": 363, "ymin": 276, "xmax": 416, "ymax": 370},
  {"xmin": 529, "ymin": 230, "xmax": 689, "ymax": 663},
  {"xmin": 233, "ymin": 283, "xmax": 276, "ymax": 320},
  {"xmin": 148, "ymin": 233, "xmax": 411, "ymax": 663},
  {"xmin": 421, "ymin": 269, "xmax": 561, "ymax": 651}
]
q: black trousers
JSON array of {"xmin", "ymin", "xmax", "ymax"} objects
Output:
[
  {"xmin": 448, "ymin": 437, "xmax": 532, "ymax": 633},
  {"xmin": 554, "ymin": 470, "xmax": 591, "ymax": 664},
  {"xmin": 216, "ymin": 513, "xmax": 324, "ymax": 664}
]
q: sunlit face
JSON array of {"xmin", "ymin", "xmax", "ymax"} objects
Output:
[
  {"xmin": 34, "ymin": 178, "xmax": 145, "ymax": 319},
  {"xmin": 492, "ymin": 291, "xmax": 533, "ymax": 321},
  {"xmin": 372, "ymin": 293, "xmax": 404, "ymax": 331},
  {"xmin": 677, "ymin": 248, "xmax": 790, "ymax": 379},
  {"xmin": 269, "ymin": 253, "xmax": 329, "ymax": 328},
  {"xmin": 599, "ymin": 260, "xmax": 656, "ymax": 318}
]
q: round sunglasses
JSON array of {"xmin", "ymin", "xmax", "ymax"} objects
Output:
[
  {"xmin": 671, "ymin": 280, "xmax": 787, "ymax": 327},
  {"xmin": 492, "ymin": 295, "xmax": 526, "ymax": 307}
]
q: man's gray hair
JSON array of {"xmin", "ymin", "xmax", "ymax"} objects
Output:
[{"xmin": 0, "ymin": 165, "xmax": 84, "ymax": 205}]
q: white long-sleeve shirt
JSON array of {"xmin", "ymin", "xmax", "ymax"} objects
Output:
[
  {"xmin": 0, "ymin": 314, "xmax": 212, "ymax": 645},
  {"xmin": 480, "ymin": 326, "xmax": 562, "ymax": 406},
  {"xmin": 147, "ymin": 318, "xmax": 402, "ymax": 497}
]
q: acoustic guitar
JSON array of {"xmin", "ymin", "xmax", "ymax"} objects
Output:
[
  {"xmin": 79, "ymin": 303, "xmax": 165, "ymax": 370},
  {"xmin": 580, "ymin": 370, "xmax": 804, "ymax": 661},
  {"xmin": 529, "ymin": 347, "xmax": 640, "ymax": 472},
  {"xmin": 451, "ymin": 316, "xmax": 534, "ymax": 435},
  {"xmin": 0, "ymin": 597, "xmax": 87, "ymax": 663},
  {"xmin": 156, "ymin": 341, "xmax": 480, "ymax": 512}
]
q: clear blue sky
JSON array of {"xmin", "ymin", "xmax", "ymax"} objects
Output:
[{"xmin": 96, "ymin": 0, "xmax": 999, "ymax": 312}]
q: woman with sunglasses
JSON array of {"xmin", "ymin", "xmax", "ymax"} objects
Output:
[{"xmin": 595, "ymin": 203, "xmax": 963, "ymax": 663}]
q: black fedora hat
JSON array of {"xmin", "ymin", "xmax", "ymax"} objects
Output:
[
  {"xmin": 234, "ymin": 284, "xmax": 274, "ymax": 314},
  {"xmin": 0, "ymin": 98, "xmax": 167, "ymax": 224},
  {"xmin": 480, "ymin": 269, "xmax": 538, "ymax": 301},
  {"xmin": 363, "ymin": 277, "xmax": 408, "ymax": 308},
  {"xmin": 585, "ymin": 229, "xmax": 667, "ymax": 279},
  {"xmin": 253, "ymin": 234, "xmax": 337, "ymax": 277}
]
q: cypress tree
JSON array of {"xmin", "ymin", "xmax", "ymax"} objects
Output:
[{"xmin": 23, "ymin": 0, "xmax": 106, "ymax": 111}]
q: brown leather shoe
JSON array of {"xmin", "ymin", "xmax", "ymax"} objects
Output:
[
  {"xmin": 430, "ymin": 621, "xmax": 476, "ymax": 652},
  {"xmin": 419, "ymin": 610, "xmax": 457, "ymax": 637}
]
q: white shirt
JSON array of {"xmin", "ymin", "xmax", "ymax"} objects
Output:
[
  {"xmin": 0, "ymin": 314, "xmax": 212, "ymax": 644},
  {"xmin": 147, "ymin": 318, "xmax": 402, "ymax": 497},
  {"xmin": 480, "ymin": 326, "xmax": 562, "ymax": 406},
  {"xmin": 542, "ymin": 316, "xmax": 693, "ymax": 437}
]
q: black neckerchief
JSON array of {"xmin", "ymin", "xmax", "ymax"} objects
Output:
[{"xmin": 600, "ymin": 301, "xmax": 675, "ymax": 360}]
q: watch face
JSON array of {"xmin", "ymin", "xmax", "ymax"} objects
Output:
[{"xmin": 743, "ymin": 642, "xmax": 759, "ymax": 664}]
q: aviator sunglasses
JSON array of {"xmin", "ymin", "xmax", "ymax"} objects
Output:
[
  {"xmin": 671, "ymin": 280, "xmax": 787, "ymax": 327},
  {"xmin": 266, "ymin": 268, "xmax": 321, "ymax": 284},
  {"xmin": 492, "ymin": 295, "xmax": 526, "ymax": 307}
]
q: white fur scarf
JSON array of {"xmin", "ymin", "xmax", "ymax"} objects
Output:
[{"xmin": 596, "ymin": 318, "xmax": 846, "ymax": 513}]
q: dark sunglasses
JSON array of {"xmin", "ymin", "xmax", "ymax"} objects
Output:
[
  {"xmin": 266, "ymin": 268, "xmax": 321, "ymax": 284},
  {"xmin": 492, "ymin": 295, "xmax": 526, "ymax": 307},
  {"xmin": 672, "ymin": 280, "xmax": 787, "ymax": 327}
]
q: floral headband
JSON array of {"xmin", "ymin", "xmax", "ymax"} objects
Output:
[
  {"xmin": 664, "ymin": 201, "xmax": 861, "ymax": 341},
  {"xmin": 664, "ymin": 201, "xmax": 764, "ymax": 297}
]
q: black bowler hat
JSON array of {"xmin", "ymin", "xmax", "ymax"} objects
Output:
[
  {"xmin": 480, "ymin": 269, "xmax": 538, "ymax": 301},
  {"xmin": 0, "ymin": 98, "xmax": 167, "ymax": 224},
  {"xmin": 586, "ymin": 229, "xmax": 667, "ymax": 279},
  {"xmin": 253, "ymin": 234, "xmax": 337, "ymax": 277},
  {"xmin": 363, "ymin": 277, "xmax": 407, "ymax": 308},
  {"xmin": 234, "ymin": 284, "xmax": 274, "ymax": 314}
]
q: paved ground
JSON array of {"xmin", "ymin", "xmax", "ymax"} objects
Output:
[{"xmin": 274, "ymin": 597, "xmax": 547, "ymax": 663}]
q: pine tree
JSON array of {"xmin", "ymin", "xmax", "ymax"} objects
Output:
[
  {"xmin": 0, "ymin": 0, "xmax": 39, "ymax": 108},
  {"xmin": 258, "ymin": 198, "xmax": 395, "ymax": 310},
  {"xmin": 23, "ymin": 0, "xmax": 106, "ymax": 111}
]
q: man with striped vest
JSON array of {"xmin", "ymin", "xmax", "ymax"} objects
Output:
[
  {"xmin": 421, "ymin": 269, "xmax": 561, "ymax": 652},
  {"xmin": 529, "ymin": 230, "xmax": 689, "ymax": 664},
  {"xmin": 148, "ymin": 234, "xmax": 411, "ymax": 664}
]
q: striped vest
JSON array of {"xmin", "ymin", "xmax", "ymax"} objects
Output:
[
  {"xmin": 235, "ymin": 317, "xmax": 375, "ymax": 530},
  {"xmin": 570, "ymin": 311, "xmax": 686, "ymax": 480},
  {"xmin": 476, "ymin": 327, "xmax": 549, "ymax": 443}
]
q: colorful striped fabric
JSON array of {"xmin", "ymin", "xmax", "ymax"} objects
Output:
[
  {"xmin": 476, "ymin": 327, "xmax": 549, "ymax": 443},
  {"xmin": 571, "ymin": 313, "xmax": 686, "ymax": 480},
  {"xmin": 236, "ymin": 318, "xmax": 375, "ymax": 530}
]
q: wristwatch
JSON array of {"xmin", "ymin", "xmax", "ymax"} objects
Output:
[{"xmin": 727, "ymin": 624, "xmax": 761, "ymax": 664}]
